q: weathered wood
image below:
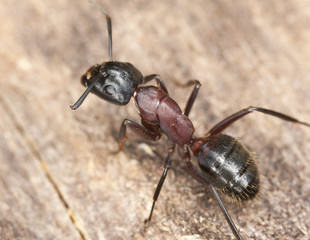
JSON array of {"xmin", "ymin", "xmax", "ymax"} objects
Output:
[
  {"xmin": 1, "ymin": 0, "xmax": 310, "ymax": 239},
  {"xmin": 0, "ymin": 101, "xmax": 82, "ymax": 239}
]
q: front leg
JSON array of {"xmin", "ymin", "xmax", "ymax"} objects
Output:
[
  {"xmin": 143, "ymin": 74, "xmax": 168, "ymax": 94},
  {"xmin": 118, "ymin": 119, "xmax": 161, "ymax": 149}
]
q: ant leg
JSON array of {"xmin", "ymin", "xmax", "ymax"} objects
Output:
[
  {"xmin": 144, "ymin": 74, "xmax": 168, "ymax": 94},
  {"xmin": 209, "ymin": 184, "xmax": 243, "ymax": 240},
  {"xmin": 207, "ymin": 106, "xmax": 310, "ymax": 137},
  {"xmin": 144, "ymin": 142, "xmax": 176, "ymax": 229},
  {"xmin": 181, "ymin": 146, "xmax": 243, "ymax": 240},
  {"xmin": 183, "ymin": 80, "xmax": 201, "ymax": 116},
  {"xmin": 118, "ymin": 119, "xmax": 161, "ymax": 149}
]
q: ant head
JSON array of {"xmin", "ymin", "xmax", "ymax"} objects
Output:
[
  {"xmin": 70, "ymin": 12, "xmax": 144, "ymax": 110},
  {"xmin": 80, "ymin": 61, "xmax": 143, "ymax": 106}
]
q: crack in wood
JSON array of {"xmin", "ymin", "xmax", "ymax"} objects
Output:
[{"xmin": 0, "ymin": 97, "xmax": 90, "ymax": 240}]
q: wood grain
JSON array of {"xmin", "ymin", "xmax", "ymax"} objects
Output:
[{"xmin": 1, "ymin": 0, "xmax": 310, "ymax": 239}]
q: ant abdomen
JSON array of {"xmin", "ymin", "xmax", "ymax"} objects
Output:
[{"xmin": 198, "ymin": 134, "xmax": 259, "ymax": 201}]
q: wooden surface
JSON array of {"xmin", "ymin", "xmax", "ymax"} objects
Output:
[{"xmin": 1, "ymin": 0, "xmax": 310, "ymax": 239}]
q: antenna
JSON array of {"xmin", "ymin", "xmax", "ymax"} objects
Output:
[
  {"xmin": 70, "ymin": 2, "xmax": 113, "ymax": 110},
  {"xmin": 70, "ymin": 74, "xmax": 102, "ymax": 110},
  {"xmin": 106, "ymin": 15, "xmax": 113, "ymax": 60},
  {"xmin": 89, "ymin": 0, "xmax": 113, "ymax": 60}
]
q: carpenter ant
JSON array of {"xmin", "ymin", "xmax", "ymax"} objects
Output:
[{"xmin": 70, "ymin": 11, "xmax": 310, "ymax": 240}]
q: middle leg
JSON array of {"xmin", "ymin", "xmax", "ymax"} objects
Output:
[
  {"xmin": 144, "ymin": 141, "xmax": 176, "ymax": 228},
  {"xmin": 144, "ymin": 80, "xmax": 201, "ymax": 227}
]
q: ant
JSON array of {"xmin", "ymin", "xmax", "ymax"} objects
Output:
[{"xmin": 70, "ymin": 10, "xmax": 310, "ymax": 240}]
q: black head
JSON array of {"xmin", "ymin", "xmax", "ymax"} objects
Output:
[
  {"xmin": 70, "ymin": 61, "xmax": 143, "ymax": 109},
  {"xmin": 70, "ymin": 14, "xmax": 144, "ymax": 110},
  {"xmin": 81, "ymin": 61, "xmax": 143, "ymax": 105}
]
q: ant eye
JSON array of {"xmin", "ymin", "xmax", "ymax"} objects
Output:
[{"xmin": 104, "ymin": 85, "xmax": 116, "ymax": 96}]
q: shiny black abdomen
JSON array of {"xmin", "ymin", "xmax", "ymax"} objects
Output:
[{"xmin": 198, "ymin": 134, "xmax": 259, "ymax": 201}]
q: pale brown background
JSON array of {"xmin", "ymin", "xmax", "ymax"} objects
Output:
[{"xmin": 1, "ymin": 0, "xmax": 310, "ymax": 239}]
